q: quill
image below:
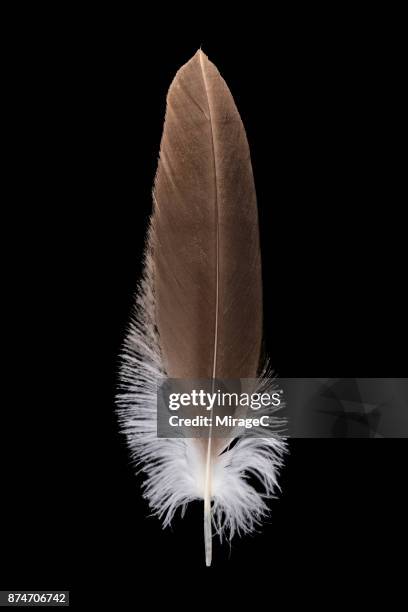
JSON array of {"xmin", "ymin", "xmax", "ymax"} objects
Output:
[{"xmin": 118, "ymin": 50, "xmax": 285, "ymax": 565}]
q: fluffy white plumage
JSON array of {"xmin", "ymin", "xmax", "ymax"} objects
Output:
[{"xmin": 117, "ymin": 247, "xmax": 287, "ymax": 543}]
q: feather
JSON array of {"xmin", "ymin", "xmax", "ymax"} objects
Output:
[{"xmin": 117, "ymin": 50, "xmax": 286, "ymax": 565}]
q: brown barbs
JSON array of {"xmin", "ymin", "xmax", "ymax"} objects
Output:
[{"xmin": 152, "ymin": 50, "xmax": 262, "ymax": 382}]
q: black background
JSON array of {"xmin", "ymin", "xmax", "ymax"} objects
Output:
[{"xmin": 1, "ymin": 10, "xmax": 406, "ymax": 606}]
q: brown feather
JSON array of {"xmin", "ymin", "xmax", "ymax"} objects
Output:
[
  {"xmin": 117, "ymin": 51, "xmax": 283, "ymax": 568},
  {"xmin": 152, "ymin": 50, "xmax": 262, "ymax": 383}
]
